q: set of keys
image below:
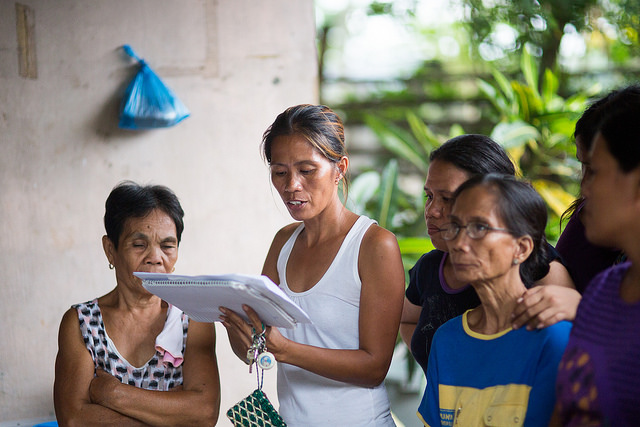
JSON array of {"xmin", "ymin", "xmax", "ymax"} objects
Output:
[{"xmin": 247, "ymin": 327, "xmax": 275, "ymax": 372}]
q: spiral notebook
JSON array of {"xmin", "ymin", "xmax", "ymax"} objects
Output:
[{"xmin": 134, "ymin": 272, "xmax": 311, "ymax": 329}]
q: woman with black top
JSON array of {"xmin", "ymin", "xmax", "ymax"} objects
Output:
[{"xmin": 399, "ymin": 134, "xmax": 575, "ymax": 374}]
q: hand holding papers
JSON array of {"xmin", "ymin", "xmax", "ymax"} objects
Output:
[{"xmin": 134, "ymin": 272, "xmax": 311, "ymax": 329}]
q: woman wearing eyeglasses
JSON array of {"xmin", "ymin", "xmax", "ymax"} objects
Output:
[
  {"xmin": 400, "ymin": 135, "xmax": 576, "ymax": 378},
  {"xmin": 418, "ymin": 174, "xmax": 572, "ymax": 426}
]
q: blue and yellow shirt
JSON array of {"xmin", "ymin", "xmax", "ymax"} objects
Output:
[{"xmin": 418, "ymin": 310, "xmax": 571, "ymax": 427}]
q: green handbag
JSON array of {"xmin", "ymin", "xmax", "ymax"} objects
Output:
[
  {"xmin": 227, "ymin": 329, "xmax": 286, "ymax": 427},
  {"xmin": 226, "ymin": 388, "xmax": 286, "ymax": 427}
]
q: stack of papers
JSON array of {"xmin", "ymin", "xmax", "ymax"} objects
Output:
[{"xmin": 134, "ymin": 272, "xmax": 311, "ymax": 329}]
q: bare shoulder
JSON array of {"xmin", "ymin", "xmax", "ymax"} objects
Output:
[
  {"xmin": 358, "ymin": 222, "xmax": 405, "ymax": 295},
  {"xmin": 56, "ymin": 306, "xmax": 92, "ymax": 366},
  {"xmin": 359, "ymin": 223, "xmax": 403, "ymax": 276},
  {"xmin": 267, "ymin": 222, "xmax": 300, "ymax": 259},
  {"xmin": 273, "ymin": 222, "xmax": 301, "ymax": 244},
  {"xmin": 59, "ymin": 306, "xmax": 79, "ymax": 335},
  {"xmin": 362, "ymin": 223, "xmax": 400, "ymax": 254},
  {"xmin": 262, "ymin": 222, "xmax": 301, "ymax": 283}
]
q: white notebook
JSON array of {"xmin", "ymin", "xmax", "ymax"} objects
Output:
[{"xmin": 134, "ymin": 272, "xmax": 311, "ymax": 329}]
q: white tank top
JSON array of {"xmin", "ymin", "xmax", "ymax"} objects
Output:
[{"xmin": 276, "ymin": 215, "xmax": 395, "ymax": 427}]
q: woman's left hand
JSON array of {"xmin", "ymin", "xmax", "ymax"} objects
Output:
[{"xmin": 511, "ymin": 285, "xmax": 581, "ymax": 330}]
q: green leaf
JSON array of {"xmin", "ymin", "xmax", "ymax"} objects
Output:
[
  {"xmin": 531, "ymin": 179, "xmax": 575, "ymax": 217},
  {"xmin": 491, "ymin": 121, "xmax": 540, "ymax": 149},
  {"xmin": 521, "ymin": 47, "xmax": 539, "ymax": 98},
  {"xmin": 364, "ymin": 115, "xmax": 429, "ymax": 172},
  {"xmin": 491, "ymin": 68, "xmax": 515, "ymax": 105},
  {"xmin": 377, "ymin": 160, "xmax": 399, "ymax": 228},
  {"xmin": 541, "ymin": 68, "xmax": 559, "ymax": 106},
  {"xmin": 347, "ymin": 171, "xmax": 380, "ymax": 214},
  {"xmin": 398, "ymin": 237, "xmax": 434, "ymax": 255},
  {"xmin": 477, "ymin": 78, "xmax": 510, "ymax": 116},
  {"xmin": 406, "ymin": 111, "xmax": 439, "ymax": 161}
]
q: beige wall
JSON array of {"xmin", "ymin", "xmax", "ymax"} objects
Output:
[{"xmin": 0, "ymin": 0, "xmax": 317, "ymax": 423}]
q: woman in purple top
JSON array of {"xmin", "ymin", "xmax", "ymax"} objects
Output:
[
  {"xmin": 512, "ymin": 92, "xmax": 626, "ymax": 328},
  {"xmin": 553, "ymin": 85, "xmax": 640, "ymax": 426},
  {"xmin": 555, "ymin": 91, "xmax": 623, "ymax": 294}
]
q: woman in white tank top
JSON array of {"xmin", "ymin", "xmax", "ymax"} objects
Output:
[{"xmin": 220, "ymin": 104, "xmax": 405, "ymax": 426}]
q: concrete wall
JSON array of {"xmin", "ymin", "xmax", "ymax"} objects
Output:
[{"xmin": 0, "ymin": 0, "xmax": 317, "ymax": 423}]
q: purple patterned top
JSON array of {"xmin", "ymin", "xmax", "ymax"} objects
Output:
[{"xmin": 555, "ymin": 262, "xmax": 640, "ymax": 426}]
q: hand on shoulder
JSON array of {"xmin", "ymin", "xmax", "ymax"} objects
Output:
[{"xmin": 512, "ymin": 285, "xmax": 582, "ymax": 330}]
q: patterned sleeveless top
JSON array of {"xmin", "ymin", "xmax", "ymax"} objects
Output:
[{"xmin": 74, "ymin": 299, "xmax": 188, "ymax": 390}]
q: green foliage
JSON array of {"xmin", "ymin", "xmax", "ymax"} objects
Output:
[
  {"xmin": 364, "ymin": 112, "xmax": 435, "ymax": 173},
  {"xmin": 359, "ymin": 49, "xmax": 594, "ymax": 251},
  {"xmin": 343, "ymin": 157, "xmax": 434, "ymax": 279},
  {"xmin": 478, "ymin": 49, "xmax": 599, "ymax": 241}
]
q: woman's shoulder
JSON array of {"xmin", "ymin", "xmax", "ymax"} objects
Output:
[
  {"xmin": 420, "ymin": 249, "xmax": 446, "ymax": 263},
  {"xmin": 360, "ymin": 220, "xmax": 401, "ymax": 257},
  {"xmin": 276, "ymin": 221, "xmax": 302, "ymax": 235},
  {"xmin": 362, "ymin": 220, "xmax": 395, "ymax": 242},
  {"xmin": 544, "ymin": 319, "xmax": 573, "ymax": 334},
  {"xmin": 537, "ymin": 320, "xmax": 572, "ymax": 353},
  {"xmin": 271, "ymin": 222, "xmax": 302, "ymax": 246}
]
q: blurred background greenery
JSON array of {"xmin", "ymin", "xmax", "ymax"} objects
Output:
[{"xmin": 316, "ymin": 0, "xmax": 640, "ymax": 272}]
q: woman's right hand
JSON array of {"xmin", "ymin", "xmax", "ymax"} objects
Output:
[
  {"xmin": 219, "ymin": 306, "xmax": 255, "ymax": 363},
  {"xmin": 220, "ymin": 305, "xmax": 287, "ymax": 363}
]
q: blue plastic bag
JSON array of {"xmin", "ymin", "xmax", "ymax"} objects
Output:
[{"xmin": 119, "ymin": 45, "xmax": 190, "ymax": 129}]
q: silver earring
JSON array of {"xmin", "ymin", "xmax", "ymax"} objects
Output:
[
  {"xmin": 109, "ymin": 263, "xmax": 114, "ymax": 270},
  {"xmin": 512, "ymin": 259, "xmax": 519, "ymax": 265}
]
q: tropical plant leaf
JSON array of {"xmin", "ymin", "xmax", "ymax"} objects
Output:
[
  {"xmin": 491, "ymin": 120, "xmax": 540, "ymax": 149},
  {"xmin": 541, "ymin": 68, "xmax": 559, "ymax": 105},
  {"xmin": 406, "ymin": 111, "xmax": 439, "ymax": 160},
  {"xmin": 364, "ymin": 115, "xmax": 429, "ymax": 172},
  {"xmin": 398, "ymin": 237, "xmax": 434, "ymax": 255},
  {"xmin": 346, "ymin": 171, "xmax": 380, "ymax": 214},
  {"xmin": 476, "ymin": 78, "xmax": 509, "ymax": 115},
  {"xmin": 491, "ymin": 68, "xmax": 515, "ymax": 107},
  {"xmin": 521, "ymin": 48, "xmax": 539, "ymax": 99},
  {"xmin": 377, "ymin": 159, "xmax": 399, "ymax": 228},
  {"xmin": 531, "ymin": 179, "xmax": 575, "ymax": 217},
  {"xmin": 506, "ymin": 146, "xmax": 526, "ymax": 175}
]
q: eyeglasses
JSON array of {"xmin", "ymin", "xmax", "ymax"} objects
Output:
[{"xmin": 441, "ymin": 222, "xmax": 512, "ymax": 241}]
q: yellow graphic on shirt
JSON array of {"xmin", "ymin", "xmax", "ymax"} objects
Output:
[{"xmin": 437, "ymin": 383, "xmax": 530, "ymax": 426}]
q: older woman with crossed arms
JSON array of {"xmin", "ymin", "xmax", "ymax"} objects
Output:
[{"xmin": 54, "ymin": 182, "xmax": 220, "ymax": 426}]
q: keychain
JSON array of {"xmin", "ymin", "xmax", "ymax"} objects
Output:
[
  {"xmin": 249, "ymin": 327, "xmax": 275, "ymax": 373},
  {"xmin": 257, "ymin": 351, "xmax": 275, "ymax": 370}
]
